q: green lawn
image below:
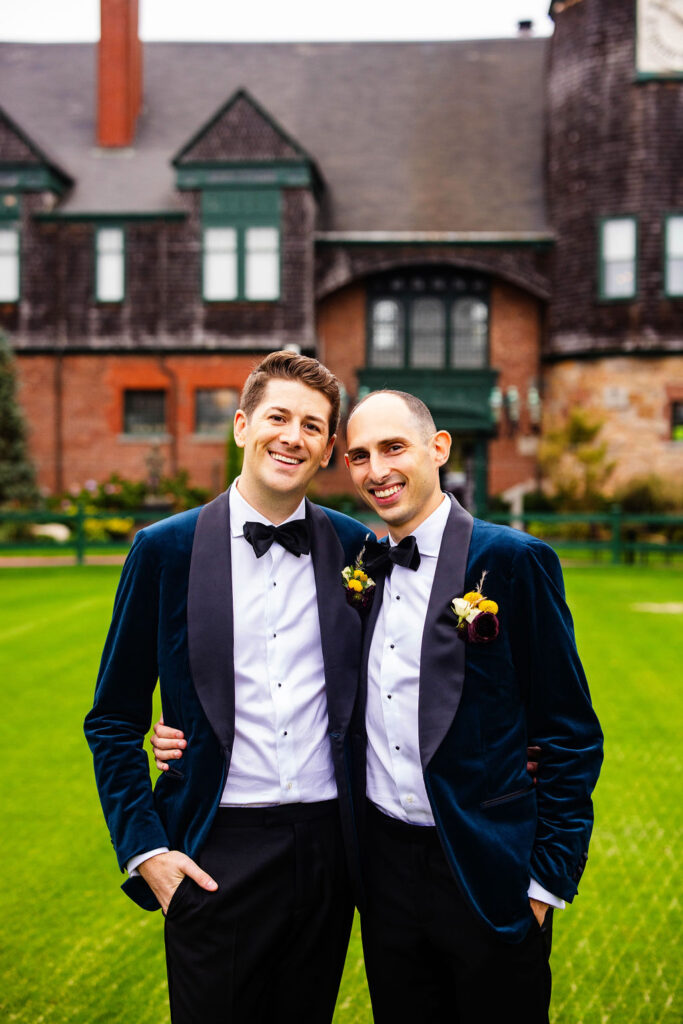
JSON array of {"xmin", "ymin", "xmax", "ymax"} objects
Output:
[{"xmin": 0, "ymin": 565, "xmax": 681, "ymax": 1023}]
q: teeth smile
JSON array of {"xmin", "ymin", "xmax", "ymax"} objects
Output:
[
  {"xmin": 374, "ymin": 485, "xmax": 403, "ymax": 498},
  {"xmin": 270, "ymin": 452, "xmax": 302, "ymax": 465}
]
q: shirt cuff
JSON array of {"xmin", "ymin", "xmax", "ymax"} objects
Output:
[
  {"xmin": 127, "ymin": 847, "xmax": 169, "ymax": 877},
  {"xmin": 528, "ymin": 877, "xmax": 566, "ymax": 910}
]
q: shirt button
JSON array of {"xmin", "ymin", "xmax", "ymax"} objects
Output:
[
  {"xmin": 389, "ymin": 644, "xmax": 395, "ymax": 650},
  {"xmin": 387, "ymin": 694, "xmax": 392, "ymax": 700},
  {"xmin": 395, "ymin": 745, "xmax": 400, "ymax": 751},
  {"xmin": 396, "ymin": 595, "xmax": 401, "ymax": 601},
  {"xmin": 286, "ymin": 782, "xmax": 292, "ymax": 790},
  {"xmin": 273, "ymin": 633, "xmax": 277, "ymax": 638},
  {"xmin": 277, "ymin": 683, "xmax": 282, "ymax": 688},
  {"xmin": 283, "ymin": 731, "xmax": 288, "ymax": 736}
]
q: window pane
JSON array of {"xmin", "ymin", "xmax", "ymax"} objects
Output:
[
  {"xmin": 451, "ymin": 298, "xmax": 488, "ymax": 368},
  {"xmin": 667, "ymin": 217, "xmax": 683, "ymax": 258},
  {"xmin": 203, "ymin": 228, "xmax": 237, "ymax": 300},
  {"xmin": 667, "ymin": 259, "xmax": 683, "ymax": 296},
  {"xmin": 603, "ymin": 219, "xmax": 636, "ymax": 261},
  {"xmin": 245, "ymin": 228, "xmax": 279, "ymax": 299},
  {"xmin": 370, "ymin": 299, "xmax": 403, "ymax": 367},
  {"xmin": 195, "ymin": 388, "xmax": 239, "ymax": 436},
  {"xmin": 604, "ymin": 260, "xmax": 635, "ymax": 298},
  {"xmin": 97, "ymin": 252, "xmax": 124, "ymax": 302},
  {"xmin": 123, "ymin": 390, "xmax": 166, "ymax": 435},
  {"xmin": 672, "ymin": 402, "xmax": 683, "ymax": 441},
  {"xmin": 97, "ymin": 228, "xmax": 123, "ymax": 255},
  {"xmin": 410, "ymin": 298, "xmax": 445, "ymax": 368},
  {"xmin": 0, "ymin": 228, "xmax": 19, "ymax": 301}
]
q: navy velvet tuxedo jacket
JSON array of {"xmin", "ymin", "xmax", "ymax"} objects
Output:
[
  {"xmin": 354, "ymin": 496, "xmax": 603, "ymax": 942},
  {"xmin": 85, "ymin": 488, "xmax": 370, "ymax": 912}
]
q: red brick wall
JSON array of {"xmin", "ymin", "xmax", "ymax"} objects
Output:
[
  {"xmin": 488, "ymin": 281, "xmax": 542, "ymax": 495},
  {"xmin": 16, "ymin": 352, "xmax": 260, "ymax": 496},
  {"xmin": 315, "ymin": 280, "xmax": 366, "ymax": 496}
]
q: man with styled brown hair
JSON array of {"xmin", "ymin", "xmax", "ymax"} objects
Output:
[{"xmin": 85, "ymin": 351, "xmax": 371, "ymax": 1024}]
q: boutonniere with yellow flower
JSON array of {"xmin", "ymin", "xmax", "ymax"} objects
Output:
[
  {"xmin": 451, "ymin": 570, "xmax": 500, "ymax": 644},
  {"xmin": 341, "ymin": 542, "xmax": 376, "ymax": 612}
]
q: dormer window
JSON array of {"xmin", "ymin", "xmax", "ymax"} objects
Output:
[{"xmin": 202, "ymin": 190, "xmax": 280, "ymax": 302}]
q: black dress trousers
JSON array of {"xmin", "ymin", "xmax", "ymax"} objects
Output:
[
  {"xmin": 163, "ymin": 801, "xmax": 353, "ymax": 1024},
  {"xmin": 360, "ymin": 803, "xmax": 552, "ymax": 1024}
]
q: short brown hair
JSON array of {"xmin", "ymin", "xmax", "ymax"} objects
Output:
[
  {"xmin": 349, "ymin": 389, "xmax": 436, "ymax": 440},
  {"xmin": 240, "ymin": 350, "xmax": 341, "ymax": 437}
]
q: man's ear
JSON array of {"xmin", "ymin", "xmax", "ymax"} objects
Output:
[
  {"xmin": 319, "ymin": 433, "xmax": 337, "ymax": 469},
  {"xmin": 430, "ymin": 430, "xmax": 452, "ymax": 468},
  {"xmin": 233, "ymin": 409, "xmax": 248, "ymax": 449}
]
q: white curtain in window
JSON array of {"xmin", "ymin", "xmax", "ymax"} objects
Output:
[
  {"xmin": 203, "ymin": 228, "xmax": 238, "ymax": 300},
  {"xmin": 96, "ymin": 228, "xmax": 125, "ymax": 302},
  {"xmin": 245, "ymin": 227, "xmax": 279, "ymax": 300},
  {"xmin": 602, "ymin": 219, "xmax": 636, "ymax": 298},
  {"xmin": 0, "ymin": 228, "xmax": 19, "ymax": 302},
  {"xmin": 666, "ymin": 217, "xmax": 683, "ymax": 296}
]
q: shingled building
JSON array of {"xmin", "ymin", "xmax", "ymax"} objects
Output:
[{"xmin": 1, "ymin": 0, "xmax": 682, "ymax": 509}]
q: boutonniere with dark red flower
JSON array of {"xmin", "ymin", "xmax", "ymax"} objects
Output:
[
  {"xmin": 341, "ymin": 542, "xmax": 376, "ymax": 611},
  {"xmin": 451, "ymin": 570, "xmax": 500, "ymax": 644}
]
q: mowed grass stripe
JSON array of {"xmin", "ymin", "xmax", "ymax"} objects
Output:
[{"xmin": 1, "ymin": 564, "xmax": 681, "ymax": 1023}]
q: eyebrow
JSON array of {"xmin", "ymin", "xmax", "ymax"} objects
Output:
[
  {"xmin": 267, "ymin": 405, "xmax": 326, "ymax": 425},
  {"xmin": 346, "ymin": 436, "xmax": 409, "ymax": 457}
]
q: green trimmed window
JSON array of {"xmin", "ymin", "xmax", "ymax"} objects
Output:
[
  {"xmin": 202, "ymin": 190, "xmax": 280, "ymax": 301},
  {"xmin": 95, "ymin": 227, "xmax": 125, "ymax": 302},
  {"xmin": 195, "ymin": 387, "xmax": 239, "ymax": 436},
  {"xmin": 664, "ymin": 216, "xmax": 683, "ymax": 297},
  {"xmin": 123, "ymin": 390, "xmax": 166, "ymax": 435},
  {"xmin": 599, "ymin": 217, "xmax": 637, "ymax": 300},
  {"xmin": 672, "ymin": 401, "xmax": 683, "ymax": 442},
  {"xmin": 368, "ymin": 270, "xmax": 489, "ymax": 370},
  {"xmin": 0, "ymin": 224, "xmax": 19, "ymax": 302}
]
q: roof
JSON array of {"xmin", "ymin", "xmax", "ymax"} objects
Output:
[{"xmin": 0, "ymin": 39, "xmax": 549, "ymax": 232}]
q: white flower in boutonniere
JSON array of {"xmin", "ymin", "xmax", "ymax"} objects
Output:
[
  {"xmin": 451, "ymin": 570, "xmax": 500, "ymax": 644},
  {"xmin": 341, "ymin": 541, "xmax": 376, "ymax": 612}
]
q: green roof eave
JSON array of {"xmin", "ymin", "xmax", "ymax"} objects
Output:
[
  {"xmin": 175, "ymin": 160, "xmax": 320, "ymax": 192},
  {"xmin": 316, "ymin": 231, "xmax": 554, "ymax": 248},
  {"xmin": 0, "ymin": 164, "xmax": 73, "ymax": 197},
  {"xmin": 33, "ymin": 210, "xmax": 188, "ymax": 223}
]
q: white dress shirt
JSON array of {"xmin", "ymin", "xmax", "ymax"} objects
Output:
[
  {"xmin": 127, "ymin": 482, "xmax": 336, "ymax": 875},
  {"xmin": 365, "ymin": 494, "xmax": 564, "ymax": 910}
]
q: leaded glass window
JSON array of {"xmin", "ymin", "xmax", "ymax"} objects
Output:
[{"xmin": 368, "ymin": 268, "xmax": 489, "ymax": 369}]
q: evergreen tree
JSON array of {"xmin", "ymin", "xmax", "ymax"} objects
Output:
[{"xmin": 0, "ymin": 332, "xmax": 38, "ymax": 505}]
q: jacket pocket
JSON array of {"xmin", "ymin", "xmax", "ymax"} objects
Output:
[{"xmin": 480, "ymin": 783, "xmax": 535, "ymax": 809}]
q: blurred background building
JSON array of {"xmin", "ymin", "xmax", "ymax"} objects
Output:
[{"xmin": 1, "ymin": 0, "xmax": 682, "ymax": 510}]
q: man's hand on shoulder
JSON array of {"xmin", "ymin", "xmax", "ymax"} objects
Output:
[
  {"xmin": 529, "ymin": 898, "xmax": 550, "ymax": 927},
  {"xmin": 151, "ymin": 716, "xmax": 186, "ymax": 771},
  {"xmin": 138, "ymin": 851, "xmax": 218, "ymax": 914}
]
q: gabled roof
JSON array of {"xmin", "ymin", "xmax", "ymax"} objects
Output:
[
  {"xmin": 0, "ymin": 105, "xmax": 73, "ymax": 194},
  {"xmin": 173, "ymin": 87, "xmax": 314, "ymax": 166},
  {"xmin": 0, "ymin": 39, "xmax": 549, "ymax": 231}
]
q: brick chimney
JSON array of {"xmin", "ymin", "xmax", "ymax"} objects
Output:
[{"xmin": 97, "ymin": 0, "xmax": 142, "ymax": 147}]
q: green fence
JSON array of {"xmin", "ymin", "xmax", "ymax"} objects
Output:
[{"xmin": 1, "ymin": 503, "xmax": 683, "ymax": 566}]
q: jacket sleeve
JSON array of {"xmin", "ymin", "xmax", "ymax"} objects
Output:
[
  {"xmin": 84, "ymin": 530, "xmax": 170, "ymax": 871},
  {"xmin": 511, "ymin": 539, "xmax": 603, "ymax": 902}
]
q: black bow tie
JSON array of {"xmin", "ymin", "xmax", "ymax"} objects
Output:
[
  {"xmin": 364, "ymin": 535, "xmax": 421, "ymax": 576},
  {"xmin": 242, "ymin": 519, "xmax": 311, "ymax": 558}
]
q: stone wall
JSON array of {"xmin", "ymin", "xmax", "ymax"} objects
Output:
[{"xmin": 543, "ymin": 355, "xmax": 683, "ymax": 487}]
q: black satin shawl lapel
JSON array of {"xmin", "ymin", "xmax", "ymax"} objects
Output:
[
  {"xmin": 187, "ymin": 487, "xmax": 235, "ymax": 754},
  {"xmin": 418, "ymin": 495, "xmax": 474, "ymax": 770},
  {"xmin": 358, "ymin": 540, "xmax": 388, "ymax": 715},
  {"xmin": 307, "ymin": 500, "xmax": 362, "ymax": 735}
]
